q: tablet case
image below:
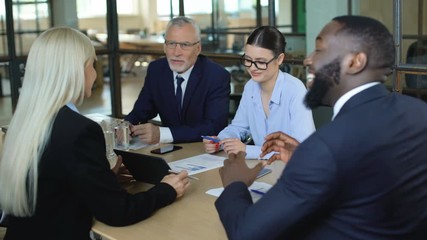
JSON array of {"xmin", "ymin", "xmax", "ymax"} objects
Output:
[{"xmin": 113, "ymin": 149, "xmax": 171, "ymax": 184}]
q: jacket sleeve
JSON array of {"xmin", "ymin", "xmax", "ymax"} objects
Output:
[
  {"xmin": 124, "ymin": 63, "xmax": 158, "ymax": 125},
  {"xmin": 68, "ymin": 121, "xmax": 177, "ymax": 226},
  {"xmin": 215, "ymin": 135, "xmax": 338, "ymax": 239}
]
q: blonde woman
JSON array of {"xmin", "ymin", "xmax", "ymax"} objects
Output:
[{"xmin": 0, "ymin": 27, "xmax": 189, "ymax": 239}]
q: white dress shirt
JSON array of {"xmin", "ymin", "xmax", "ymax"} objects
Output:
[
  {"xmin": 159, "ymin": 66, "xmax": 194, "ymax": 143},
  {"xmin": 332, "ymin": 82, "xmax": 380, "ymax": 120}
]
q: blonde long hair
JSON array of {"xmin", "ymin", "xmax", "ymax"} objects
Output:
[{"xmin": 0, "ymin": 27, "xmax": 96, "ymax": 216}]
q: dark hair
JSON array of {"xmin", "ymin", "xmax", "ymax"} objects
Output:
[
  {"xmin": 332, "ymin": 15, "xmax": 395, "ymax": 69},
  {"xmin": 246, "ymin": 26, "xmax": 286, "ymax": 57}
]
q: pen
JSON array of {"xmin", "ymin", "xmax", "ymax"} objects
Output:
[
  {"xmin": 250, "ymin": 189, "xmax": 266, "ymax": 195},
  {"xmin": 201, "ymin": 135, "xmax": 220, "ymax": 143},
  {"xmin": 168, "ymin": 170, "xmax": 199, "ymax": 180}
]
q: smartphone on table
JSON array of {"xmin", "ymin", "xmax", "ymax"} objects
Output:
[{"xmin": 150, "ymin": 145, "xmax": 182, "ymax": 154}]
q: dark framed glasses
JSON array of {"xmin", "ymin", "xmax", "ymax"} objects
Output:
[
  {"xmin": 240, "ymin": 55, "xmax": 277, "ymax": 70},
  {"xmin": 164, "ymin": 40, "xmax": 200, "ymax": 50}
]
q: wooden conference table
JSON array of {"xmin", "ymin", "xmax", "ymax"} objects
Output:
[
  {"xmin": 91, "ymin": 142, "xmax": 284, "ymax": 240},
  {"xmin": 0, "ymin": 131, "xmax": 284, "ymax": 240}
]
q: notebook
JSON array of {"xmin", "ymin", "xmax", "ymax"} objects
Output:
[{"xmin": 114, "ymin": 149, "xmax": 171, "ymax": 184}]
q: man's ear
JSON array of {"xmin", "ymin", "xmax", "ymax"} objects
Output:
[{"xmin": 344, "ymin": 52, "xmax": 367, "ymax": 75}]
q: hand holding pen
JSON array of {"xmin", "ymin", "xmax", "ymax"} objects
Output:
[
  {"xmin": 202, "ymin": 136, "xmax": 222, "ymax": 153},
  {"xmin": 168, "ymin": 170, "xmax": 199, "ymax": 180}
]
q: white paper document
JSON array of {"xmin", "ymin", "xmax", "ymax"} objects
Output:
[
  {"xmin": 168, "ymin": 153, "xmax": 226, "ymax": 175},
  {"xmin": 206, "ymin": 181, "xmax": 273, "ymax": 202}
]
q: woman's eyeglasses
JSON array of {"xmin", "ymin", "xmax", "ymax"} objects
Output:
[{"xmin": 240, "ymin": 55, "xmax": 277, "ymax": 70}]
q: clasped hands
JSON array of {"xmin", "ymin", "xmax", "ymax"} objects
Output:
[
  {"xmin": 219, "ymin": 131, "xmax": 300, "ymax": 187},
  {"xmin": 203, "ymin": 137, "xmax": 246, "ymax": 154}
]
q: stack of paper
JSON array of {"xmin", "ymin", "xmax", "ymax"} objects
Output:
[
  {"xmin": 169, "ymin": 153, "xmax": 226, "ymax": 175},
  {"xmin": 206, "ymin": 181, "xmax": 272, "ymax": 202}
]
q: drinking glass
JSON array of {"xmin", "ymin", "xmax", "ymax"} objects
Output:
[
  {"xmin": 101, "ymin": 120, "xmax": 118, "ymax": 168},
  {"xmin": 114, "ymin": 120, "xmax": 130, "ymax": 151}
]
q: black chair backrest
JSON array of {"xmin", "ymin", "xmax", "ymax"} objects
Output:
[{"xmin": 405, "ymin": 39, "xmax": 427, "ymax": 89}]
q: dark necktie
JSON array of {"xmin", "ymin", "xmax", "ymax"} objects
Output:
[{"xmin": 176, "ymin": 75, "xmax": 184, "ymax": 114}]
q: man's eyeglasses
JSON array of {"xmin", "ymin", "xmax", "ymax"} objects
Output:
[
  {"xmin": 240, "ymin": 55, "xmax": 277, "ymax": 70},
  {"xmin": 165, "ymin": 40, "xmax": 200, "ymax": 50}
]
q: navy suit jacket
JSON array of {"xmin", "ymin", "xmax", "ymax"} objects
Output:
[
  {"xmin": 5, "ymin": 106, "xmax": 177, "ymax": 240},
  {"xmin": 216, "ymin": 84, "xmax": 427, "ymax": 240},
  {"xmin": 125, "ymin": 55, "xmax": 231, "ymax": 143}
]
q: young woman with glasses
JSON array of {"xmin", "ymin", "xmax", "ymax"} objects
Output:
[{"xmin": 203, "ymin": 26, "xmax": 315, "ymax": 160}]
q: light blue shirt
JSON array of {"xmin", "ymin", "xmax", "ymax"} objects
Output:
[
  {"xmin": 66, "ymin": 102, "xmax": 79, "ymax": 113},
  {"xmin": 218, "ymin": 71, "xmax": 316, "ymax": 159},
  {"xmin": 0, "ymin": 210, "xmax": 5, "ymax": 224}
]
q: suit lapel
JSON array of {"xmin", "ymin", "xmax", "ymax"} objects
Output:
[
  {"xmin": 181, "ymin": 56, "xmax": 203, "ymax": 116},
  {"xmin": 160, "ymin": 64, "xmax": 181, "ymax": 120},
  {"xmin": 335, "ymin": 84, "xmax": 390, "ymax": 119}
]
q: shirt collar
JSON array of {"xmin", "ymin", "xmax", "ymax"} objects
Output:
[
  {"xmin": 66, "ymin": 102, "xmax": 79, "ymax": 113},
  {"xmin": 270, "ymin": 71, "xmax": 285, "ymax": 105},
  {"xmin": 332, "ymin": 82, "xmax": 380, "ymax": 120},
  {"xmin": 174, "ymin": 66, "xmax": 194, "ymax": 81},
  {"xmin": 251, "ymin": 71, "xmax": 283, "ymax": 105}
]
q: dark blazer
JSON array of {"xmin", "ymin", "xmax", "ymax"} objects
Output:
[
  {"xmin": 125, "ymin": 55, "xmax": 231, "ymax": 143},
  {"xmin": 216, "ymin": 84, "xmax": 427, "ymax": 240},
  {"xmin": 5, "ymin": 106, "xmax": 177, "ymax": 240}
]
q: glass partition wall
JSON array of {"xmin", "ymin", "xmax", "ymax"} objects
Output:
[
  {"xmin": 0, "ymin": 0, "xmax": 52, "ymax": 126},
  {"xmin": 76, "ymin": 0, "xmax": 114, "ymax": 116},
  {"xmin": 358, "ymin": 0, "xmax": 427, "ymax": 99},
  {"xmin": 398, "ymin": 0, "xmax": 427, "ymax": 99},
  {"xmin": 1, "ymin": 0, "xmax": 426, "ymax": 127},
  {"xmin": 0, "ymin": 0, "xmax": 11, "ymax": 126}
]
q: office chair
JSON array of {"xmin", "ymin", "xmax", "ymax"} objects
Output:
[{"xmin": 405, "ymin": 39, "xmax": 427, "ymax": 89}]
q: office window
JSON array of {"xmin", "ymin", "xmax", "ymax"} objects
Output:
[
  {"xmin": 184, "ymin": 0, "xmax": 212, "ymax": 14},
  {"xmin": 224, "ymin": 0, "xmax": 278, "ymax": 12},
  {"xmin": 12, "ymin": 0, "xmax": 51, "ymax": 55},
  {"xmin": 12, "ymin": 1, "xmax": 49, "ymax": 20},
  {"xmin": 157, "ymin": 0, "xmax": 179, "ymax": 16},
  {"xmin": 157, "ymin": 0, "xmax": 212, "ymax": 16},
  {"xmin": 0, "ymin": 1, "xmax": 8, "ymax": 56},
  {"xmin": 77, "ymin": 0, "xmax": 137, "ymax": 18}
]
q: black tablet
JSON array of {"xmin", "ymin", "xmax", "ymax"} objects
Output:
[{"xmin": 114, "ymin": 149, "xmax": 171, "ymax": 184}]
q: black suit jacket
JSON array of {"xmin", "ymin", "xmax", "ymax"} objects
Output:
[
  {"xmin": 216, "ymin": 84, "xmax": 427, "ymax": 239},
  {"xmin": 125, "ymin": 55, "xmax": 231, "ymax": 143},
  {"xmin": 5, "ymin": 106, "xmax": 177, "ymax": 240}
]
